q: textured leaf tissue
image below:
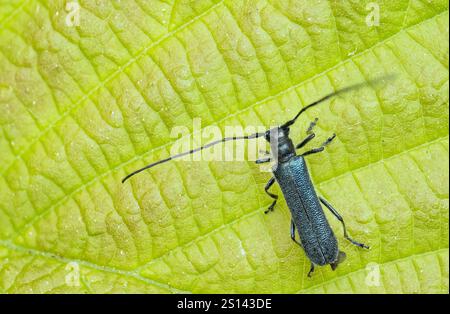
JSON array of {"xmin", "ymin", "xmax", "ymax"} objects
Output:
[{"xmin": 0, "ymin": 0, "xmax": 448, "ymax": 295}]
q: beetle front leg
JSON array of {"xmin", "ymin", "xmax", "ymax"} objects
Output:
[
  {"xmin": 319, "ymin": 197, "xmax": 370, "ymax": 249},
  {"xmin": 264, "ymin": 177, "xmax": 278, "ymax": 214},
  {"xmin": 296, "ymin": 133, "xmax": 315, "ymax": 149},
  {"xmin": 302, "ymin": 134, "xmax": 336, "ymax": 156},
  {"xmin": 296, "ymin": 118, "xmax": 319, "ymax": 149},
  {"xmin": 307, "ymin": 118, "xmax": 319, "ymax": 134}
]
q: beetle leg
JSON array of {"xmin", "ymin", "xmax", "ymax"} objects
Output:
[
  {"xmin": 296, "ymin": 133, "xmax": 315, "ymax": 149},
  {"xmin": 302, "ymin": 147, "xmax": 324, "ymax": 156},
  {"xmin": 264, "ymin": 177, "xmax": 278, "ymax": 214},
  {"xmin": 321, "ymin": 133, "xmax": 336, "ymax": 146},
  {"xmin": 307, "ymin": 118, "xmax": 319, "ymax": 134},
  {"xmin": 290, "ymin": 221, "xmax": 302, "ymax": 247},
  {"xmin": 256, "ymin": 157, "xmax": 271, "ymax": 164},
  {"xmin": 307, "ymin": 263, "xmax": 315, "ymax": 277},
  {"xmin": 301, "ymin": 133, "xmax": 336, "ymax": 156},
  {"xmin": 319, "ymin": 197, "xmax": 370, "ymax": 249}
]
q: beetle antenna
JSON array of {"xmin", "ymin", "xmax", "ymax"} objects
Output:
[
  {"xmin": 122, "ymin": 132, "xmax": 266, "ymax": 183},
  {"xmin": 282, "ymin": 76, "xmax": 395, "ymax": 128},
  {"xmin": 123, "ymin": 75, "xmax": 395, "ymax": 183}
]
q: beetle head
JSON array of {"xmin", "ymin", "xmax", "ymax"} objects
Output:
[{"xmin": 264, "ymin": 126, "xmax": 291, "ymax": 143}]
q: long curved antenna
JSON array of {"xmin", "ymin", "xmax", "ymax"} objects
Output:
[
  {"xmin": 281, "ymin": 76, "xmax": 394, "ymax": 128},
  {"xmin": 123, "ymin": 75, "xmax": 395, "ymax": 183},
  {"xmin": 122, "ymin": 132, "xmax": 265, "ymax": 183}
]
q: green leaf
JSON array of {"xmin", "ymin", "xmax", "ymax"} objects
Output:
[{"xmin": 0, "ymin": 0, "xmax": 448, "ymax": 294}]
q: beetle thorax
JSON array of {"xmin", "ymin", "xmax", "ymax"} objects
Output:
[{"xmin": 265, "ymin": 127, "xmax": 296, "ymax": 162}]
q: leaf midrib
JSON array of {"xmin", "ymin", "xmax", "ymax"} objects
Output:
[
  {"xmin": 3, "ymin": 135, "xmax": 447, "ymax": 286},
  {"xmin": 1, "ymin": 240, "xmax": 447, "ymax": 293},
  {"xmin": 0, "ymin": 239, "xmax": 187, "ymax": 293}
]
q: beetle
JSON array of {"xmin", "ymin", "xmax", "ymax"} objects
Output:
[{"xmin": 122, "ymin": 82, "xmax": 372, "ymax": 277}]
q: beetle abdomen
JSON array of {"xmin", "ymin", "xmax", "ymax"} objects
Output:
[{"xmin": 273, "ymin": 156, "xmax": 339, "ymax": 266}]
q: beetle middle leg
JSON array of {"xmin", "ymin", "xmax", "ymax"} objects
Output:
[
  {"xmin": 319, "ymin": 197, "xmax": 370, "ymax": 249},
  {"xmin": 290, "ymin": 220, "xmax": 302, "ymax": 247},
  {"xmin": 264, "ymin": 177, "xmax": 278, "ymax": 214}
]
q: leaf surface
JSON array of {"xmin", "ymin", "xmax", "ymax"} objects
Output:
[{"xmin": 0, "ymin": 0, "xmax": 448, "ymax": 293}]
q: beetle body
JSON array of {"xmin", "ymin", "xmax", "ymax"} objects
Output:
[
  {"xmin": 260, "ymin": 125, "xmax": 361, "ymax": 275},
  {"xmin": 273, "ymin": 155, "xmax": 339, "ymax": 267}
]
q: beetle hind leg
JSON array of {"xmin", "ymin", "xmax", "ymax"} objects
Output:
[
  {"xmin": 319, "ymin": 197, "xmax": 370, "ymax": 250},
  {"xmin": 307, "ymin": 263, "xmax": 315, "ymax": 277}
]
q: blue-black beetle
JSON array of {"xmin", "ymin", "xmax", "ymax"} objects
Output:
[{"xmin": 122, "ymin": 81, "xmax": 376, "ymax": 276}]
